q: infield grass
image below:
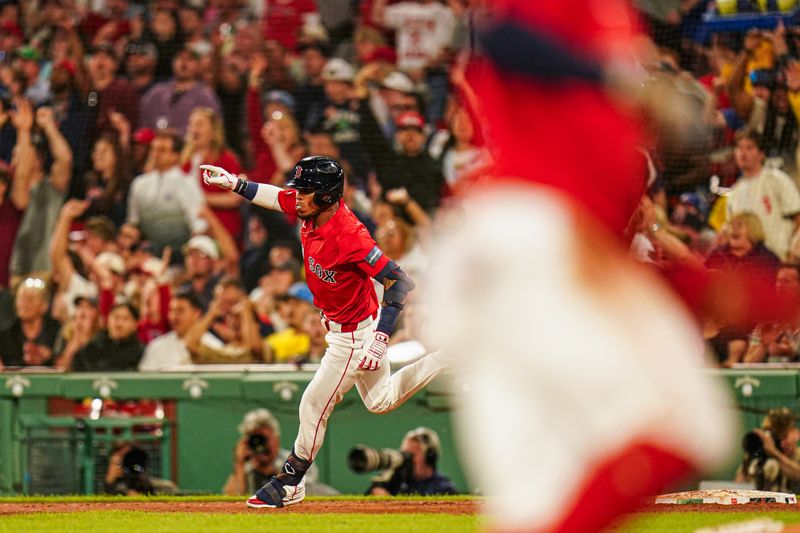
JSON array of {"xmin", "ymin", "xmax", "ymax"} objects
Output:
[
  {"xmin": 613, "ymin": 510, "xmax": 800, "ymax": 532},
  {"xmin": 0, "ymin": 511, "xmax": 480, "ymax": 533}
]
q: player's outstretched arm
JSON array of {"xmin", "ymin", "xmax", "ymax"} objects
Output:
[{"xmin": 200, "ymin": 164, "xmax": 283, "ymax": 212}]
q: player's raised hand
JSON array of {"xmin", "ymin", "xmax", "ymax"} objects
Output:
[
  {"xmin": 357, "ymin": 331, "xmax": 389, "ymax": 371},
  {"xmin": 200, "ymin": 164, "xmax": 238, "ymax": 191}
]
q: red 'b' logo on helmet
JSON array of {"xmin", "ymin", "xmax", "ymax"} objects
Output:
[{"xmin": 293, "ymin": 166, "xmax": 302, "ymax": 181}]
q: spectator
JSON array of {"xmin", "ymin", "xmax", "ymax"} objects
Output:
[
  {"xmin": 736, "ymin": 407, "xmax": 800, "ymax": 493},
  {"xmin": 54, "ymin": 295, "xmax": 102, "ymax": 371},
  {"xmin": 14, "ymin": 45, "xmax": 50, "ymax": 105},
  {"xmin": 85, "ymin": 43, "xmax": 139, "ymax": 145},
  {"xmin": 142, "ymin": 9, "xmax": 182, "ymax": 82},
  {"xmin": 263, "ymin": 282, "xmax": 314, "ymax": 363},
  {"xmin": 124, "ymin": 40, "xmax": 159, "ymax": 96},
  {"xmin": 368, "ymin": 427, "xmax": 457, "ymax": 496},
  {"xmin": 0, "ymin": 97, "xmax": 16, "ymax": 164},
  {"xmin": 726, "ymin": 129, "xmax": 800, "ymax": 260},
  {"xmin": 126, "ymin": 130, "xmax": 206, "ymax": 256},
  {"xmin": 744, "ymin": 264, "xmax": 800, "ymax": 363},
  {"xmin": 138, "ymin": 291, "xmax": 209, "ymax": 371},
  {"xmin": 80, "ymin": 0, "xmax": 133, "ymax": 48},
  {"xmin": 83, "ymin": 134, "xmax": 132, "ymax": 227},
  {"xmin": 0, "ymin": 164, "xmax": 24, "ymax": 290},
  {"xmin": 71, "ymin": 302, "xmax": 144, "ymax": 371},
  {"xmin": 375, "ymin": 213, "xmax": 427, "ymax": 283},
  {"xmin": 9, "ymin": 103, "xmax": 72, "ymax": 281},
  {"xmin": 371, "ymin": 0, "xmax": 456, "ymax": 123},
  {"xmin": 177, "ymin": 234, "xmax": 224, "ymax": 310},
  {"xmin": 300, "ymin": 306, "xmax": 326, "ymax": 364},
  {"xmin": 305, "ymin": 58, "xmax": 368, "ymax": 178},
  {"xmin": 260, "ymin": 0, "xmax": 318, "ymax": 52},
  {"xmin": 184, "ymin": 278, "xmax": 263, "ymax": 364},
  {"xmin": 181, "ymin": 107, "xmax": 243, "ymax": 241},
  {"xmin": 435, "ymin": 103, "xmax": 489, "ymax": 187},
  {"xmin": 707, "ymin": 212, "xmax": 782, "ymax": 366},
  {"xmin": 0, "ymin": 277, "xmax": 60, "ymax": 369},
  {"xmin": 358, "ymin": 93, "xmax": 446, "ymax": 212},
  {"xmin": 251, "ymin": 259, "xmax": 301, "ymax": 334},
  {"xmin": 292, "ymin": 41, "xmax": 328, "ymax": 127},
  {"xmin": 104, "ymin": 442, "xmax": 177, "ymax": 495},
  {"xmin": 223, "ymin": 408, "xmax": 336, "ymax": 496},
  {"xmin": 139, "ymin": 45, "xmax": 221, "ymax": 135},
  {"xmin": 49, "ymin": 58, "xmax": 91, "ymax": 180}
]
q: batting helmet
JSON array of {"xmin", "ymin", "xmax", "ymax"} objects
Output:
[{"xmin": 286, "ymin": 156, "xmax": 345, "ymax": 208}]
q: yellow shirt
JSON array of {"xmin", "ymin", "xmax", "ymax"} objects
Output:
[{"xmin": 265, "ymin": 328, "xmax": 310, "ymax": 363}]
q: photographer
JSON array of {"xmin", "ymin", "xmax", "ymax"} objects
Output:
[
  {"xmin": 364, "ymin": 427, "xmax": 457, "ymax": 496},
  {"xmin": 223, "ymin": 408, "xmax": 337, "ymax": 496},
  {"xmin": 104, "ymin": 442, "xmax": 177, "ymax": 496},
  {"xmin": 735, "ymin": 407, "xmax": 800, "ymax": 492}
]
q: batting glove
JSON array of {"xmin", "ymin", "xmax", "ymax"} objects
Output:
[
  {"xmin": 357, "ymin": 331, "xmax": 389, "ymax": 371},
  {"xmin": 200, "ymin": 164, "xmax": 238, "ymax": 191}
]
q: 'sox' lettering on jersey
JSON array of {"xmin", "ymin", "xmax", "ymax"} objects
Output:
[{"xmin": 308, "ymin": 257, "xmax": 337, "ymax": 284}]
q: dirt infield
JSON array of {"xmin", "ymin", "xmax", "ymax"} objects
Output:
[{"xmin": 0, "ymin": 500, "xmax": 478, "ymax": 515}]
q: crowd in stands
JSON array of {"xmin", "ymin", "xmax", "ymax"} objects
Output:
[{"xmin": 1, "ymin": 0, "xmax": 800, "ymax": 371}]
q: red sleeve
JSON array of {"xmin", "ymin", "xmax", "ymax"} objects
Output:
[
  {"xmin": 99, "ymin": 288, "xmax": 114, "ymax": 320},
  {"xmin": 277, "ymin": 189, "xmax": 298, "ymax": 215},
  {"xmin": 158, "ymin": 283, "xmax": 171, "ymax": 331},
  {"xmin": 340, "ymin": 226, "xmax": 391, "ymax": 277}
]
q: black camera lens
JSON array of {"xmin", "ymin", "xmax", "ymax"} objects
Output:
[
  {"xmin": 248, "ymin": 434, "xmax": 268, "ymax": 454},
  {"xmin": 742, "ymin": 430, "xmax": 766, "ymax": 458},
  {"xmin": 122, "ymin": 447, "xmax": 149, "ymax": 474}
]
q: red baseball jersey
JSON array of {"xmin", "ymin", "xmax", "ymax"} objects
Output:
[{"xmin": 277, "ymin": 190, "xmax": 390, "ymax": 324}]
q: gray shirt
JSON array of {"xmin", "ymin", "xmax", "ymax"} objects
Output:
[
  {"xmin": 138, "ymin": 80, "xmax": 221, "ymax": 136},
  {"xmin": 10, "ymin": 178, "xmax": 65, "ymax": 276}
]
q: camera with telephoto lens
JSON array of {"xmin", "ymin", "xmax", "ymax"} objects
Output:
[
  {"xmin": 742, "ymin": 430, "xmax": 767, "ymax": 459},
  {"xmin": 347, "ymin": 445, "xmax": 411, "ymax": 473},
  {"xmin": 248, "ymin": 434, "xmax": 269, "ymax": 454}
]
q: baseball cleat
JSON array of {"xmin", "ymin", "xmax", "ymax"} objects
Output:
[{"xmin": 246, "ymin": 477, "xmax": 306, "ymax": 509}]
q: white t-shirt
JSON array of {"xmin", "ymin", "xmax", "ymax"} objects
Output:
[
  {"xmin": 138, "ymin": 331, "xmax": 223, "ymax": 371},
  {"xmin": 727, "ymin": 166, "xmax": 800, "ymax": 260},
  {"xmin": 384, "ymin": 2, "xmax": 456, "ymax": 71}
]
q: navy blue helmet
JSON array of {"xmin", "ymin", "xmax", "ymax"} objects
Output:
[{"xmin": 286, "ymin": 156, "xmax": 345, "ymax": 207}]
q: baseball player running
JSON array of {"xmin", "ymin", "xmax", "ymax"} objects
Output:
[{"xmin": 201, "ymin": 156, "xmax": 450, "ymax": 508}]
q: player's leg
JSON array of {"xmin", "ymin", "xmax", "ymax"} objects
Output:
[
  {"xmin": 247, "ymin": 329, "xmax": 362, "ymax": 508},
  {"xmin": 354, "ymin": 345, "xmax": 451, "ymax": 414},
  {"xmin": 425, "ymin": 187, "xmax": 736, "ymax": 531}
]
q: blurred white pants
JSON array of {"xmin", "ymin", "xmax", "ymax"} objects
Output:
[{"xmin": 424, "ymin": 186, "xmax": 736, "ymax": 531}]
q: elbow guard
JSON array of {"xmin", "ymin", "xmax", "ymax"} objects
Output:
[{"xmin": 376, "ymin": 261, "xmax": 415, "ymax": 309}]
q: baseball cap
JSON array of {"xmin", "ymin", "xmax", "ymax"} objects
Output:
[
  {"xmin": 381, "ymin": 71, "xmax": 415, "ymax": 94},
  {"xmin": 15, "ymin": 45, "xmax": 41, "ymax": 62},
  {"xmin": 125, "ymin": 40, "xmax": 158, "ymax": 59},
  {"xmin": 73, "ymin": 295, "xmax": 99, "ymax": 308},
  {"xmin": 53, "ymin": 58, "xmax": 77, "ymax": 76},
  {"xmin": 184, "ymin": 235, "xmax": 219, "ymax": 260},
  {"xmin": 265, "ymin": 90, "xmax": 296, "ymax": 113},
  {"xmin": 90, "ymin": 43, "xmax": 118, "ymax": 60},
  {"xmin": 285, "ymin": 282, "xmax": 314, "ymax": 304},
  {"xmin": 95, "ymin": 252, "xmax": 126, "ymax": 275},
  {"xmin": 396, "ymin": 111, "xmax": 425, "ymax": 130},
  {"xmin": 132, "ymin": 127, "xmax": 156, "ymax": 145},
  {"xmin": 321, "ymin": 58, "xmax": 354, "ymax": 82}
]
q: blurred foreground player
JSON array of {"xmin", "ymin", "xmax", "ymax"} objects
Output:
[{"xmin": 424, "ymin": 2, "xmax": 736, "ymax": 532}]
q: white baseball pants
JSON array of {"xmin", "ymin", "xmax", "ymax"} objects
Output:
[{"xmin": 292, "ymin": 317, "xmax": 450, "ymax": 462}]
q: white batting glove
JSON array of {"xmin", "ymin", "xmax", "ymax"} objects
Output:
[
  {"xmin": 200, "ymin": 164, "xmax": 238, "ymax": 191},
  {"xmin": 357, "ymin": 331, "xmax": 389, "ymax": 371}
]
